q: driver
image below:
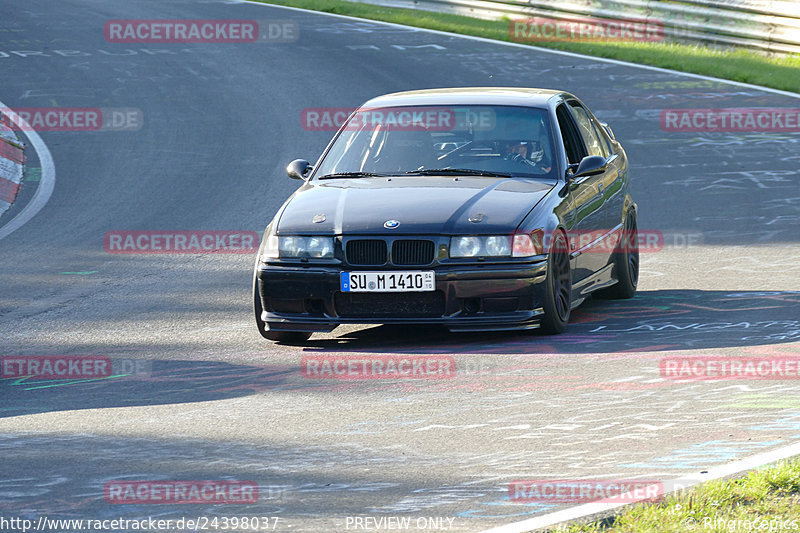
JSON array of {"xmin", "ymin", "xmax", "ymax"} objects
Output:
[{"xmin": 501, "ymin": 140, "xmax": 551, "ymax": 172}]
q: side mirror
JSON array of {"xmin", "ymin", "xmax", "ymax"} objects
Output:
[
  {"xmin": 286, "ymin": 159, "xmax": 312, "ymax": 180},
  {"xmin": 573, "ymin": 155, "xmax": 607, "ymax": 178}
]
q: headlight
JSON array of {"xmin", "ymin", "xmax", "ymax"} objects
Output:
[
  {"xmin": 305, "ymin": 236, "xmax": 334, "ymax": 258},
  {"xmin": 450, "ymin": 236, "xmax": 482, "ymax": 257},
  {"xmin": 279, "ymin": 236, "xmax": 305, "ymax": 257},
  {"xmin": 485, "ymin": 236, "xmax": 511, "ymax": 256},
  {"xmin": 450, "ymin": 236, "xmax": 511, "ymax": 258},
  {"xmin": 449, "ymin": 233, "xmax": 545, "ymax": 258},
  {"xmin": 278, "ymin": 236, "xmax": 334, "ymax": 259}
]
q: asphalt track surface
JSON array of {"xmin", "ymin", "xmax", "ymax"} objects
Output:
[{"xmin": 1, "ymin": 1, "xmax": 800, "ymax": 532}]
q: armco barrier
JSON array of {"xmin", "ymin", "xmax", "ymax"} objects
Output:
[{"xmin": 347, "ymin": 0, "xmax": 800, "ymax": 54}]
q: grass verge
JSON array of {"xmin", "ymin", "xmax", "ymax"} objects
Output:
[
  {"xmin": 559, "ymin": 459, "xmax": 800, "ymax": 532},
  {"xmin": 255, "ymin": 0, "xmax": 800, "ymax": 94}
]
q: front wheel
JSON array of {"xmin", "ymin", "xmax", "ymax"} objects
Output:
[
  {"xmin": 253, "ymin": 274, "xmax": 312, "ymax": 344},
  {"xmin": 595, "ymin": 210, "xmax": 639, "ymax": 300},
  {"xmin": 540, "ymin": 231, "xmax": 572, "ymax": 334}
]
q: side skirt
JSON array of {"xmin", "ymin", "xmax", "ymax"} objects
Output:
[{"xmin": 572, "ymin": 263, "xmax": 616, "ymax": 298}]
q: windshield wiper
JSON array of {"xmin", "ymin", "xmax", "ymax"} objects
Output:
[
  {"xmin": 405, "ymin": 168, "xmax": 512, "ymax": 178},
  {"xmin": 317, "ymin": 171, "xmax": 388, "ymax": 179}
]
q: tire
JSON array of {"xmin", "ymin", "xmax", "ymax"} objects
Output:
[
  {"xmin": 253, "ymin": 274, "xmax": 312, "ymax": 344},
  {"xmin": 540, "ymin": 231, "xmax": 572, "ymax": 334},
  {"xmin": 595, "ymin": 209, "xmax": 639, "ymax": 300}
]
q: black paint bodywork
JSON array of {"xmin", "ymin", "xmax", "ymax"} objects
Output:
[{"xmin": 254, "ymin": 88, "xmax": 635, "ymax": 335}]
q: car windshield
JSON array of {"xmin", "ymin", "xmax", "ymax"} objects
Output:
[{"xmin": 313, "ymin": 105, "xmax": 557, "ymax": 179}]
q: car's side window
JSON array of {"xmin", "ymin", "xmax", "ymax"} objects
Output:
[
  {"xmin": 567, "ymin": 102, "xmax": 607, "ymax": 158},
  {"xmin": 556, "ymin": 104, "xmax": 586, "ymax": 166},
  {"xmin": 594, "ymin": 122, "xmax": 614, "ymax": 156}
]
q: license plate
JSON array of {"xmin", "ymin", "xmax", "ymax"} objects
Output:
[{"xmin": 341, "ymin": 271, "xmax": 435, "ymax": 292}]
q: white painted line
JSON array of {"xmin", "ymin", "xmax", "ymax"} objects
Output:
[
  {"xmin": 0, "ymin": 100, "xmax": 56, "ymax": 241},
  {"xmin": 237, "ymin": 0, "xmax": 800, "ymax": 99},
  {"xmin": 480, "ymin": 440, "xmax": 800, "ymax": 532}
]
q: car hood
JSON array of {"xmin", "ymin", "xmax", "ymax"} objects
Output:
[{"xmin": 276, "ymin": 176, "xmax": 556, "ymax": 235}]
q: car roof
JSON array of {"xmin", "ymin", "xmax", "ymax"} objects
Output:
[{"xmin": 361, "ymin": 87, "xmax": 570, "ymax": 109}]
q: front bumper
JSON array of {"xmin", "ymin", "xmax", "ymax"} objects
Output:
[{"xmin": 256, "ymin": 260, "xmax": 548, "ymax": 333}]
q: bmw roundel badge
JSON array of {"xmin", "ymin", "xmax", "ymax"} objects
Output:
[{"xmin": 384, "ymin": 220, "xmax": 400, "ymax": 229}]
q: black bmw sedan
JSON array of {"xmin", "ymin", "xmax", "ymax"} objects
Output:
[{"xmin": 254, "ymin": 88, "xmax": 638, "ymax": 342}]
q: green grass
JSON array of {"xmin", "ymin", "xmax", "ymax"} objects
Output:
[
  {"xmin": 558, "ymin": 460, "xmax": 800, "ymax": 532},
  {"xmin": 256, "ymin": 0, "xmax": 800, "ymax": 93}
]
